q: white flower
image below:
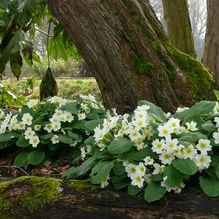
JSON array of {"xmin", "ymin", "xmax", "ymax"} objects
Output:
[
  {"xmin": 144, "ymin": 156, "xmax": 154, "ymax": 166},
  {"xmin": 152, "ymin": 163, "xmax": 164, "ymax": 175},
  {"xmin": 183, "ymin": 145, "xmax": 197, "ymax": 160},
  {"xmin": 176, "ymin": 107, "xmax": 189, "ymax": 113},
  {"xmin": 152, "ymin": 139, "xmax": 165, "ymax": 154},
  {"xmin": 50, "ymin": 115, "xmax": 61, "ymax": 124},
  {"xmin": 29, "ymin": 135, "xmax": 40, "ymax": 148},
  {"xmin": 159, "ymin": 152, "xmax": 174, "ymax": 165},
  {"xmin": 34, "ymin": 124, "xmax": 41, "ymax": 131},
  {"xmin": 129, "ymin": 127, "xmax": 143, "ymax": 142},
  {"xmin": 80, "ymin": 147, "xmax": 86, "ymax": 160},
  {"xmin": 51, "ymin": 134, "xmax": 59, "ymax": 144},
  {"xmin": 132, "ymin": 119, "xmax": 147, "ymax": 129},
  {"xmin": 51, "ymin": 122, "xmax": 61, "ymax": 131},
  {"xmin": 44, "ymin": 123, "xmax": 53, "ymax": 133},
  {"xmin": 16, "ymin": 122, "xmax": 26, "ymax": 130},
  {"xmin": 158, "ymin": 124, "xmax": 172, "ymax": 138},
  {"xmin": 196, "ymin": 139, "xmax": 212, "ymax": 154},
  {"xmin": 24, "ymin": 128, "xmax": 35, "ymax": 140},
  {"xmin": 131, "ymin": 175, "xmax": 144, "ymax": 188},
  {"xmin": 136, "ymin": 162, "xmax": 146, "ymax": 177},
  {"xmin": 165, "ymin": 138, "xmax": 179, "ymax": 153},
  {"xmin": 134, "ymin": 138, "xmax": 145, "ymax": 151},
  {"xmin": 214, "ymin": 117, "xmax": 219, "ymax": 127},
  {"xmin": 101, "ymin": 176, "xmax": 110, "ymax": 188},
  {"xmin": 186, "ymin": 121, "xmax": 198, "ymax": 131},
  {"xmin": 22, "ymin": 113, "xmax": 33, "ymax": 126},
  {"xmin": 78, "ymin": 113, "xmax": 86, "ymax": 120},
  {"xmin": 144, "ymin": 174, "xmax": 152, "ymax": 183},
  {"xmin": 167, "ymin": 118, "xmax": 180, "ymax": 132},
  {"xmin": 213, "ymin": 130, "xmax": 219, "ymax": 144},
  {"xmin": 194, "ymin": 154, "xmax": 211, "ymax": 171},
  {"xmin": 62, "ymin": 112, "xmax": 74, "ymax": 123},
  {"xmin": 213, "ymin": 102, "xmax": 219, "ymax": 114},
  {"xmin": 26, "ymin": 99, "xmax": 39, "ymax": 109}
]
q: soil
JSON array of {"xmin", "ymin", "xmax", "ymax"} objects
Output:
[{"xmin": 0, "ymin": 154, "xmax": 71, "ymax": 182}]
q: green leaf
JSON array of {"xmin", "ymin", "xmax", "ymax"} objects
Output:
[
  {"xmin": 63, "ymin": 166, "xmax": 78, "ymax": 179},
  {"xmin": 144, "ymin": 181, "xmax": 166, "ymax": 203},
  {"xmin": 108, "ymin": 138, "xmax": 134, "ymax": 154},
  {"xmin": 72, "ymin": 121, "xmax": 87, "ymax": 130},
  {"xmin": 138, "ymin": 100, "xmax": 166, "ymax": 122},
  {"xmin": 199, "ymin": 176, "xmax": 219, "ymax": 197},
  {"xmin": 91, "ymin": 161, "xmax": 114, "ymax": 184},
  {"xmin": 172, "ymin": 159, "xmax": 198, "ymax": 176},
  {"xmin": 163, "ymin": 165, "xmax": 185, "ymax": 187},
  {"xmin": 27, "ymin": 150, "xmax": 45, "ymax": 166},
  {"xmin": 14, "ymin": 151, "xmax": 29, "ymax": 167},
  {"xmin": 77, "ymin": 156, "xmax": 97, "ymax": 177},
  {"xmin": 179, "ymin": 132, "xmax": 207, "ymax": 143},
  {"xmin": 113, "ymin": 161, "xmax": 126, "ymax": 176},
  {"xmin": 86, "ymin": 112, "xmax": 99, "ymax": 120},
  {"xmin": 0, "ymin": 132, "xmax": 18, "ymax": 142},
  {"xmin": 182, "ymin": 101, "xmax": 216, "ymax": 125},
  {"xmin": 16, "ymin": 136, "xmax": 30, "ymax": 148},
  {"xmin": 127, "ymin": 147, "xmax": 155, "ymax": 162},
  {"xmin": 216, "ymin": 166, "xmax": 219, "ymax": 179},
  {"xmin": 201, "ymin": 121, "xmax": 216, "ymax": 132},
  {"xmin": 85, "ymin": 119, "xmax": 104, "ymax": 131},
  {"xmin": 61, "ymin": 102, "xmax": 78, "ymax": 114},
  {"xmin": 84, "ymin": 136, "xmax": 95, "ymax": 144},
  {"xmin": 111, "ymin": 175, "xmax": 129, "ymax": 190},
  {"xmin": 10, "ymin": 51, "xmax": 22, "ymax": 79},
  {"xmin": 128, "ymin": 185, "xmax": 142, "ymax": 196},
  {"xmin": 58, "ymin": 135, "xmax": 73, "ymax": 144}
]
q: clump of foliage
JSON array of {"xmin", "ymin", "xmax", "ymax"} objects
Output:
[{"xmin": 1, "ymin": 95, "xmax": 219, "ymax": 203}]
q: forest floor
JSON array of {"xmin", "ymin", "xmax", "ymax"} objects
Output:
[{"xmin": 0, "ymin": 153, "xmax": 70, "ymax": 181}]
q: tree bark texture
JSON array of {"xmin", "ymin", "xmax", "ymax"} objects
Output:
[
  {"xmin": 2, "ymin": 177, "xmax": 219, "ymax": 219},
  {"xmin": 203, "ymin": 0, "xmax": 219, "ymax": 86},
  {"xmin": 47, "ymin": 0, "xmax": 215, "ymax": 114},
  {"xmin": 162, "ymin": 0, "xmax": 196, "ymax": 58}
]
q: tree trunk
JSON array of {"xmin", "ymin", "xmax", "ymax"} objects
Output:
[
  {"xmin": 2, "ymin": 177, "xmax": 219, "ymax": 219},
  {"xmin": 162, "ymin": 0, "xmax": 196, "ymax": 58},
  {"xmin": 47, "ymin": 0, "xmax": 215, "ymax": 114},
  {"xmin": 203, "ymin": 0, "xmax": 219, "ymax": 86}
]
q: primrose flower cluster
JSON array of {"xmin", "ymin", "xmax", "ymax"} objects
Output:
[
  {"xmin": 0, "ymin": 94, "xmax": 104, "ymax": 149},
  {"xmin": 93, "ymin": 101, "xmax": 218, "ymax": 194}
]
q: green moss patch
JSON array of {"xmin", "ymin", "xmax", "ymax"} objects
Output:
[
  {"xmin": 69, "ymin": 180, "xmax": 97, "ymax": 192},
  {"xmin": 164, "ymin": 42, "xmax": 214, "ymax": 100},
  {"xmin": 0, "ymin": 176, "xmax": 62, "ymax": 214}
]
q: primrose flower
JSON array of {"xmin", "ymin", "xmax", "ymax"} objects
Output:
[
  {"xmin": 152, "ymin": 139, "xmax": 165, "ymax": 154},
  {"xmin": 158, "ymin": 124, "xmax": 172, "ymax": 139},
  {"xmin": 34, "ymin": 124, "xmax": 41, "ymax": 131},
  {"xmin": 101, "ymin": 176, "xmax": 110, "ymax": 188},
  {"xmin": 159, "ymin": 151, "xmax": 174, "ymax": 165},
  {"xmin": 131, "ymin": 175, "xmax": 144, "ymax": 188},
  {"xmin": 24, "ymin": 128, "xmax": 35, "ymax": 140},
  {"xmin": 78, "ymin": 112, "xmax": 86, "ymax": 120},
  {"xmin": 182, "ymin": 145, "xmax": 197, "ymax": 160},
  {"xmin": 186, "ymin": 121, "xmax": 198, "ymax": 131},
  {"xmin": 26, "ymin": 99, "xmax": 39, "ymax": 109},
  {"xmin": 22, "ymin": 113, "xmax": 33, "ymax": 126},
  {"xmin": 51, "ymin": 134, "xmax": 59, "ymax": 144},
  {"xmin": 166, "ymin": 118, "xmax": 180, "ymax": 132},
  {"xmin": 165, "ymin": 138, "xmax": 179, "ymax": 153},
  {"xmin": 129, "ymin": 127, "xmax": 143, "ymax": 142},
  {"xmin": 29, "ymin": 135, "xmax": 40, "ymax": 148},
  {"xmin": 44, "ymin": 123, "xmax": 53, "ymax": 133},
  {"xmin": 194, "ymin": 154, "xmax": 211, "ymax": 171},
  {"xmin": 144, "ymin": 156, "xmax": 154, "ymax": 166},
  {"xmin": 62, "ymin": 111, "xmax": 74, "ymax": 123},
  {"xmin": 152, "ymin": 163, "xmax": 164, "ymax": 175},
  {"xmin": 196, "ymin": 139, "xmax": 212, "ymax": 154}
]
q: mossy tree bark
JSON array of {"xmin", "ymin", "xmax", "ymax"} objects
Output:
[
  {"xmin": 47, "ymin": 0, "xmax": 215, "ymax": 114},
  {"xmin": 2, "ymin": 177, "xmax": 219, "ymax": 219},
  {"xmin": 203, "ymin": 0, "xmax": 219, "ymax": 86},
  {"xmin": 162, "ymin": 0, "xmax": 196, "ymax": 57}
]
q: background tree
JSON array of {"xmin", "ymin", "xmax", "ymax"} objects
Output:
[
  {"xmin": 203, "ymin": 0, "xmax": 219, "ymax": 86},
  {"xmin": 189, "ymin": 0, "xmax": 207, "ymax": 60},
  {"xmin": 162, "ymin": 0, "xmax": 196, "ymax": 57},
  {"xmin": 47, "ymin": 0, "xmax": 214, "ymax": 113}
]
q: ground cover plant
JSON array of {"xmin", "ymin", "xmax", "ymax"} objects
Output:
[{"xmin": 1, "ymin": 94, "xmax": 219, "ymax": 203}]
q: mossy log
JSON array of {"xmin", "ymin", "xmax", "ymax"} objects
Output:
[{"xmin": 1, "ymin": 176, "xmax": 219, "ymax": 219}]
